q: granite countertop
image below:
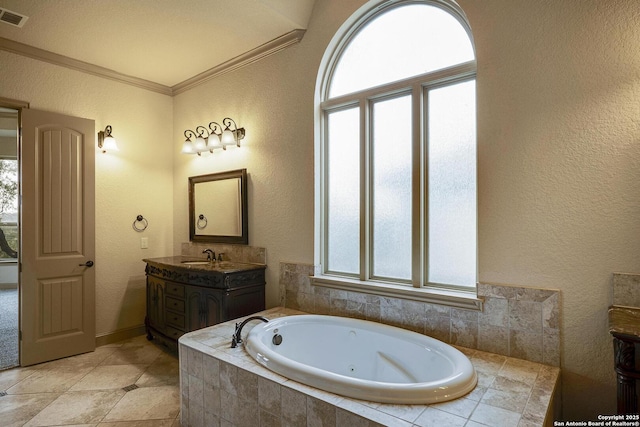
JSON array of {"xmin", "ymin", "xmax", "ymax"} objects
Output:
[
  {"xmin": 608, "ymin": 305, "xmax": 640, "ymax": 337},
  {"xmin": 143, "ymin": 255, "xmax": 266, "ymax": 274}
]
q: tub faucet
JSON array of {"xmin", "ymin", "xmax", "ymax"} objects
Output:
[
  {"xmin": 202, "ymin": 249, "xmax": 215, "ymax": 262},
  {"xmin": 231, "ymin": 316, "xmax": 269, "ymax": 348}
]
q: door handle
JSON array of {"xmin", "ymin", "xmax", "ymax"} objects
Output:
[{"xmin": 79, "ymin": 260, "xmax": 94, "ymax": 267}]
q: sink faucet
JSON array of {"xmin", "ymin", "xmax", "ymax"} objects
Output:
[
  {"xmin": 231, "ymin": 316, "xmax": 269, "ymax": 348},
  {"xmin": 202, "ymin": 249, "xmax": 215, "ymax": 262}
]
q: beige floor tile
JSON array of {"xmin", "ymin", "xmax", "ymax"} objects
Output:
[
  {"xmin": 24, "ymin": 390, "xmax": 125, "ymax": 426},
  {"xmin": 136, "ymin": 353, "xmax": 179, "ymax": 388},
  {"xmin": 1, "ymin": 336, "xmax": 182, "ymax": 426},
  {"xmin": 102, "ymin": 385, "xmax": 180, "ymax": 422},
  {"xmin": 70, "ymin": 364, "xmax": 147, "ymax": 391},
  {"xmin": 7, "ymin": 366, "xmax": 94, "ymax": 394},
  {"xmin": 34, "ymin": 346, "xmax": 118, "ymax": 370},
  {"xmin": 100, "ymin": 343, "xmax": 161, "ymax": 367},
  {"xmin": 0, "ymin": 392, "xmax": 60, "ymax": 427},
  {"xmin": 0, "ymin": 367, "xmax": 36, "ymax": 391},
  {"xmin": 120, "ymin": 336, "xmax": 155, "ymax": 348},
  {"xmin": 98, "ymin": 420, "xmax": 176, "ymax": 427}
]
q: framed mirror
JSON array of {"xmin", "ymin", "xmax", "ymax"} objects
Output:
[{"xmin": 189, "ymin": 168, "xmax": 248, "ymax": 244}]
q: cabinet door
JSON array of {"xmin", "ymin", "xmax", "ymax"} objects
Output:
[
  {"xmin": 146, "ymin": 277, "xmax": 165, "ymax": 333},
  {"xmin": 185, "ymin": 287, "xmax": 222, "ymax": 332},
  {"xmin": 202, "ymin": 289, "xmax": 222, "ymax": 327},
  {"xmin": 225, "ymin": 285, "xmax": 266, "ymax": 321}
]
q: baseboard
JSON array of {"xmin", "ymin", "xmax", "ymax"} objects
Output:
[
  {"xmin": 95, "ymin": 325, "xmax": 146, "ymax": 347},
  {"xmin": 0, "ymin": 283, "xmax": 17, "ymax": 290}
]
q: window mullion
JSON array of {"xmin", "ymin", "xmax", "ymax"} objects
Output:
[
  {"xmin": 422, "ymin": 85, "xmax": 430, "ymax": 288},
  {"xmin": 360, "ymin": 98, "xmax": 369, "ymax": 282},
  {"xmin": 411, "ymin": 83, "xmax": 423, "ymax": 289},
  {"xmin": 321, "ymin": 109, "xmax": 330, "ymax": 274}
]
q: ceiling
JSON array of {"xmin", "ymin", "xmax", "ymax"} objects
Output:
[{"xmin": 0, "ymin": 0, "xmax": 316, "ymax": 89}]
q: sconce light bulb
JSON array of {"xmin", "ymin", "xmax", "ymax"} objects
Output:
[
  {"xmin": 221, "ymin": 129, "xmax": 235, "ymax": 146},
  {"xmin": 194, "ymin": 136, "xmax": 207, "ymax": 151},
  {"xmin": 208, "ymin": 134, "xmax": 222, "ymax": 150},
  {"xmin": 182, "ymin": 139, "xmax": 195, "ymax": 154},
  {"xmin": 102, "ymin": 135, "xmax": 119, "ymax": 152}
]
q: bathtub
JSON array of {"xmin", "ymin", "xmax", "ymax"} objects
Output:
[{"xmin": 245, "ymin": 314, "xmax": 477, "ymax": 404}]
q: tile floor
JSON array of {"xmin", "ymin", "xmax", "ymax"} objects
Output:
[{"xmin": 0, "ymin": 335, "xmax": 181, "ymax": 426}]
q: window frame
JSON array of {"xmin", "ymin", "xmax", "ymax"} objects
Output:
[
  {"xmin": 0, "ymin": 157, "xmax": 18, "ymax": 260},
  {"xmin": 313, "ymin": 0, "xmax": 482, "ymax": 310}
]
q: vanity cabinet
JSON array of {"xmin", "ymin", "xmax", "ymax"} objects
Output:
[
  {"xmin": 186, "ymin": 287, "xmax": 222, "ymax": 331},
  {"xmin": 146, "ymin": 276, "xmax": 166, "ymax": 336},
  {"xmin": 144, "ymin": 257, "xmax": 266, "ymax": 352}
]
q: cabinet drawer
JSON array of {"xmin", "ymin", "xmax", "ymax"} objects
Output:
[
  {"xmin": 165, "ymin": 326, "xmax": 184, "ymax": 340},
  {"xmin": 166, "ymin": 312, "xmax": 185, "ymax": 330},
  {"xmin": 166, "ymin": 283, "xmax": 184, "ymax": 298},
  {"xmin": 166, "ymin": 297, "xmax": 185, "ymax": 313}
]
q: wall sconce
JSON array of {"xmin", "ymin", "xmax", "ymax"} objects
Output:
[
  {"xmin": 182, "ymin": 117, "xmax": 245, "ymax": 156},
  {"xmin": 97, "ymin": 125, "xmax": 119, "ymax": 153}
]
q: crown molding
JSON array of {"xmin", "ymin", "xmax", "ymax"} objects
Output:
[
  {"xmin": 0, "ymin": 29, "xmax": 306, "ymax": 97},
  {"xmin": 171, "ymin": 29, "xmax": 306, "ymax": 95},
  {"xmin": 0, "ymin": 37, "xmax": 173, "ymax": 96}
]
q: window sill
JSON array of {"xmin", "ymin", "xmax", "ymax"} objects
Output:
[{"xmin": 311, "ymin": 275, "xmax": 483, "ymax": 311}]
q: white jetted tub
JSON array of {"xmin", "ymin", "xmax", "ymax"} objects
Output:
[{"xmin": 245, "ymin": 314, "xmax": 477, "ymax": 404}]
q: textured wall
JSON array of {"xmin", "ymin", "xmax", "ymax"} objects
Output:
[
  {"xmin": 0, "ymin": 51, "xmax": 175, "ymax": 336},
  {"xmin": 175, "ymin": 0, "xmax": 640, "ymax": 419},
  {"xmin": 462, "ymin": 0, "xmax": 640, "ymax": 419}
]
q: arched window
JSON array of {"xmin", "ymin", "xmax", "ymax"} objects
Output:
[{"xmin": 315, "ymin": 0, "xmax": 477, "ymax": 301}]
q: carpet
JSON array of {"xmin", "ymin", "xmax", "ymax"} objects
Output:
[{"xmin": 0, "ymin": 288, "xmax": 18, "ymax": 370}]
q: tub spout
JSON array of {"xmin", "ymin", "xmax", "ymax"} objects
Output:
[{"xmin": 231, "ymin": 316, "xmax": 269, "ymax": 348}]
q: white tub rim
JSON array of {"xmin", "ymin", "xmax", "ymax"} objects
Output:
[{"xmin": 245, "ymin": 314, "xmax": 477, "ymax": 404}]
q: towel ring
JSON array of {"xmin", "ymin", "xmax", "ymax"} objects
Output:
[
  {"xmin": 196, "ymin": 214, "xmax": 208, "ymax": 230},
  {"xmin": 132, "ymin": 214, "xmax": 148, "ymax": 232}
]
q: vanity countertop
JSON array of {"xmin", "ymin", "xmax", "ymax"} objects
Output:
[
  {"xmin": 608, "ymin": 305, "xmax": 640, "ymax": 337},
  {"xmin": 143, "ymin": 256, "xmax": 266, "ymax": 274}
]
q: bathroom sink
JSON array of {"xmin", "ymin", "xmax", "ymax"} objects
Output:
[
  {"xmin": 177, "ymin": 259, "xmax": 261, "ymax": 271},
  {"xmin": 180, "ymin": 260, "xmax": 211, "ymax": 265}
]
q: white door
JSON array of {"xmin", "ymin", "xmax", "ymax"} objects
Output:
[{"xmin": 20, "ymin": 108, "xmax": 95, "ymax": 366}]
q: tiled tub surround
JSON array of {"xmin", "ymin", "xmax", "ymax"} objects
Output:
[
  {"xmin": 612, "ymin": 272, "xmax": 640, "ymax": 307},
  {"xmin": 179, "ymin": 307, "xmax": 560, "ymax": 427},
  {"xmin": 181, "ymin": 242, "xmax": 266, "ymax": 264},
  {"xmin": 281, "ymin": 263, "xmax": 560, "ymax": 367}
]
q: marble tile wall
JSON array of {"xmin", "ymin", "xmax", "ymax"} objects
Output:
[
  {"xmin": 181, "ymin": 242, "xmax": 266, "ymax": 264},
  {"xmin": 612, "ymin": 272, "xmax": 640, "ymax": 308},
  {"xmin": 280, "ymin": 263, "xmax": 560, "ymax": 367}
]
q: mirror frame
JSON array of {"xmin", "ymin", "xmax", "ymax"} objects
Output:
[{"xmin": 188, "ymin": 168, "xmax": 248, "ymax": 244}]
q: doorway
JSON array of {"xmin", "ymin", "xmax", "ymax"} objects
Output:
[{"xmin": 0, "ymin": 107, "xmax": 19, "ymax": 370}]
